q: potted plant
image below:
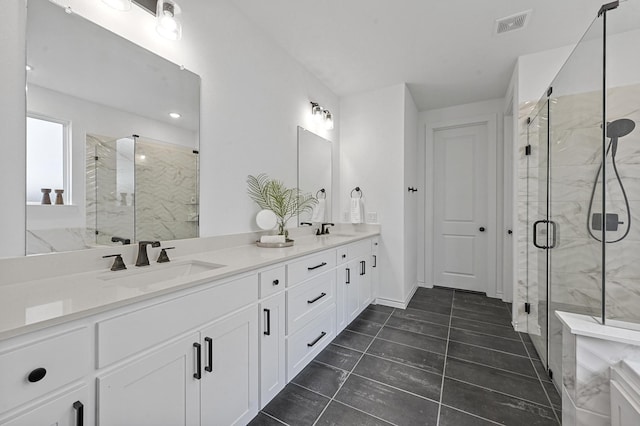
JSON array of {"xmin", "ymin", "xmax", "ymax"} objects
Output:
[{"xmin": 247, "ymin": 173, "xmax": 317, "ymax": 238}]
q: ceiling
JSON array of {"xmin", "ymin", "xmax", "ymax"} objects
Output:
[{"xmin": 230, "ymin": 0, "xmax": 611, "ymax": 111}]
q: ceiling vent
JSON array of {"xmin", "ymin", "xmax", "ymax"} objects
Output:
[{"xmin": 495, "ymin": 10, "xmax": 531, "ymax": 35}]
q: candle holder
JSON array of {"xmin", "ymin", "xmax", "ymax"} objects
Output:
[
  {"xmin": 41, "ymin": 188, "xmax": 52, "ymax": 205},
  {"xmin": 55, "ymin": 189, "xmax": 64, "ymax": 205}
]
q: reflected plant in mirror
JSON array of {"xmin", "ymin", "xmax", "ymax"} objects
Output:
[
  {"xmin": 247, "ymin": 174, "xmax": 317, "ymax": 238},
  {"xmin": 25, "ymin": 0, "xmax": 200, "ymax": 255}
]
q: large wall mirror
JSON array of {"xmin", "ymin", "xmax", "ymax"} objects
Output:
[
  {"xmin": 297, "ymin": 126, "xmax": 332, "ymax": 224},
  {"xmin": 26, "ymin": 0, "xmax": 200, "ymax": 255}
]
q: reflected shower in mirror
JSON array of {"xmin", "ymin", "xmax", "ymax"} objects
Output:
[
  {"xmin": 25, "ymin": 0, "xmax": 200, "ymax": 255},
  {"xmin": 297, "ymin": 127, "xmax": 332, "ymax": 224}
]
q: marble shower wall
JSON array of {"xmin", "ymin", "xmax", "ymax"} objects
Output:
[{"xmin": 134, "ymin": 138, "xmax": 198, "ymax": 242}]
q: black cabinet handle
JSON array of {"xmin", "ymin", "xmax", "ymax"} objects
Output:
[
  {"xmin": 28, "ymin": 367, "xmax": 47, "ymax": 383},
  {"xmin": 373, "ymin": 255, "xmax": 377, "ymax": 268},
  {"xmin": 307, "ymin": 331, "xmax": 327, "ymax": 347},
  {"xmin": 204, "ymin": 337, "xmax": 213, "ymax": 373},
  {"xmin": 264, "ymin": 309, "xmax": 271, "ymax": 336},
  {"xmin": 307, "ymin": 292, "xmax": 327, "ymax": 304},
  {"xmin": 73, "ymin": 401, "xmax": 84, "ymax": 426},
  {"xmin": 346, "ymin": 268, "xmax": 351, "ymax": 284},
  {"xmin": 193, "ymin": 342, "xmax": 202, "ymax": 379},
  {"xmin": 479, "ymin": 227, "xmax": 486, "ymax": 232},
  {"xmin": 360, "ymin": 261, "xmax": 366, "ymax": 276},
  {"xmin": 342, "ymin": 254, "xmax": 346, "ymax": 259},
  {"xmin": 307, "ymin": 262, "xmax": 327, "ymax": 271},
  {"xmin": 273, "ymin": 279, "xmax": 279, "ymax": 286}
]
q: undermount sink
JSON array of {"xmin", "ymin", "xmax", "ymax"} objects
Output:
[{"xmin": 98, "ymin": 260, "xmax": 225, "ymax": 287}]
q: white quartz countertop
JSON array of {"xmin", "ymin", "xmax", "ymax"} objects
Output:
[
  {"xmin": 0, "ymin": 229, "xmax": 379, "ymax": 340},
  {"xmin": 556, "ymin": 311, "xmax": 640, "ymax": 347}
]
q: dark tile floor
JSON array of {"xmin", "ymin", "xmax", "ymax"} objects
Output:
[{"xmin": 249, "ymin": 287, "xmax": 562, "ymax": 426}]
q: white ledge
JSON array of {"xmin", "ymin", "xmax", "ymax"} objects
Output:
[{"xmin": 556, "ymin": 311, "xmax": 640, "ymax": 347}]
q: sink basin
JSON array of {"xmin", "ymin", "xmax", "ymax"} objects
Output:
[{"xmin": 98, "ymin": 260, "xmax": 225, "ymax": 288}]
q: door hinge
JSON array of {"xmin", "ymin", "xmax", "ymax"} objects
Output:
[
  {"xmin": 547, "ymin": 86, "xmax": 553, "ymax": 97},
  {"xmin": 525, "ymin": 145, "xmax": 532, "ymax": 156},
  {"xmin": 526, "ymin": 117, "xmax": 531, "ymax": 125},
  {"xmin": 524, "ymin": 302, "xmax": 531, "ymax": 314},
  {"xmin": 95, "ymin": 230, "xmax": 99, "ymax": 235},
  {"xmin": 548, "ymin": 369, "xmax": 553, "ymax": 380},
  {"xmin": 94, "ymin": 156, "xmax": 99, "ymax": 161}
]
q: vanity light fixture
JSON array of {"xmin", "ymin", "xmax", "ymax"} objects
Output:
[
  {"xmin": 169, "ymin": 112, "xmax": 181, "ymax": 119},
  {"xmin": 156, "ymin": 0, "xmax": 183, "ymax": 41},
  {"xmin": 102, "ymin": 0, "xmax": 132, "ymax": 11},
  {"xmin": 311, "ymin": 102, "xmax": 324, "ymax": 122},
  {"xmin": 323, "ymin": 110, "xmax": 334, "ymax": 130}
]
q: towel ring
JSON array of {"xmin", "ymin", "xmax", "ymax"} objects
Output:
[
  {"xmin": 350, "ymin": 187, "xmax": 363, "ymax": 198},
  {"xmin": 316, "ymin": 189, "xmax": 326, "ymax": 199}
]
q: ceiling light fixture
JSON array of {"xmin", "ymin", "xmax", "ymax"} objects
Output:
[
  {"xmin": 102, "ymin": 0, "xmax": 132, "ymax": 11},
  {"xmin": 169, "ymin": 112, "xmax": 181, "ymax": 119},
  {"xmin": 156, "ymin": 0, "xmax": 183, "ymax": 41}
]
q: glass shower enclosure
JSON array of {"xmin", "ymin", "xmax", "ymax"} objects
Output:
[{"xmin": 522, "ymin": 0, "xmax": 640, "ymax": 389}]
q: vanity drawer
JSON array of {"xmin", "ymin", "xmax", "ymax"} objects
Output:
[
  {"xmin": 287, "ymin": 250, "xmax": 336, "ymax": 287},
  {"xmin": 286, "ymin": 304, "xmax": 335, "ymax": 381},
  {"xmin": 286, "ymin": 270, "xmax": 336, "ymax": 335},
  {"xmin": 259, "ymin": 265, "xmax": 285, "ymax": 299},
  {"xmin": 97, "ymin": 273, "xmax": 258, "ymax": 368},
  {"xmin": 0, "ymin": 327, "xmax": 90, "ymax": 414}
]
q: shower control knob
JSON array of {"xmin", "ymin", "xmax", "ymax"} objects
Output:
[{"xmin": 479, "ymin": 227, "xmax": 486, "ymax": 232}]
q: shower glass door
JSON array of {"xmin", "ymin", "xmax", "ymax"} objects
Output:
[{"xmin": 526, "ymin": 100, "xmax": 549, "ymax": 368}]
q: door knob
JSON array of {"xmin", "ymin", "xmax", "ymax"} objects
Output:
[{"xmin": 479, "ymin": 227, "xmax": 486, "ymax": 232}]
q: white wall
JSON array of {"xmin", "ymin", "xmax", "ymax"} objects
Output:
[
  {"xmin": 1, "ymin": 0, "xmax": 340, "ymax": 258},
  {"xmin": 0, "ymin": 1, "xmax": 27, "ymax": 257},
  {"xmin": 418, "ymin": 98, "xmax": 504, "ymax": 297},
  {"xmin": 340, "ymin": 84, "xmax": 407, "ymax": 305},
  {"xmin": 403, "ymin": 86, "xmax": 419, "ymax": 299}
]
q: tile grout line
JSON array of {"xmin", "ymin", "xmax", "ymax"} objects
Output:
[
  {"xmin": 258, "ymin": 411, "xmax": 288, "ymax": 425},
  {"xmin": 435, "ymin": 290, "xmax": 455, "ymax": 426},
  {"xmin": 517, "ymin": 331, "xmax": 562, "ymax": 425},
  {"xmin": 439, "ymin": 403, "xmax": 504, "ymax": 426},
  {"xmin": 310, "ymin": 308, "xmax": 397, "ymax": 426}
]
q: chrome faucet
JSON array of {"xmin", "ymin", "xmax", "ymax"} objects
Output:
[{"xmin": 135, "ymin": 241, "xmax": 161, "ymax": 267}]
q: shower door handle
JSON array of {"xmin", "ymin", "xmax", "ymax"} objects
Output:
[
  {"xmin": 548, "ymin": 220, "xmax": 558, "ymax": 249},
  {"xmin": 533, "ymin": 220, "xmax": 546, "ymax": 249}
]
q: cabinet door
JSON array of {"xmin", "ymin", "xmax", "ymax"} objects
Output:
[
  {"xmin": 200, "ymin": 306, "xmax": 258, "ymax": 426},
  {"xmin": 346, "ymin": 259, "xmax": 361, "ymax": 323},
  {"xmin": 259, "ymin": 293, "xmax": 286, "ymax": 409},
  {"xmin": 3, "ymin": 386, "xmax": 87, "ymax": 426},
  {"xmin": 359, "ymin": 257, "xmax": 373, "ymax": 310},
  {"xmin": 98, "ymin": 333, "xmax": 200, "ymax": 426}
]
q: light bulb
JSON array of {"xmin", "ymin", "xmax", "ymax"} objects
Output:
[{"xmin": 156, "ymin": 0, "xmax": 183, "ymax": 41}]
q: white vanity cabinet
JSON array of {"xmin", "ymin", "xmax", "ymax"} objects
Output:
[
  {"xmin": 2, "ymin": 386, "xmax": 88, "ymax": 426},
  {"xmin": 97, "ymin": 273, "xmax": 259, "ymax": 426}
]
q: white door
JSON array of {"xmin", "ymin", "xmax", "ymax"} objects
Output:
[
  {"xmin": 259, "ymin": 293, "xmax": 286, "ymax": 409},
  {"xmin": 98, "ymin": 333, "xmax": 200, "ymax": 426},
  {"xmin": 200, "ymin": 306, "xmax": 258, "ymax": 426},
  {"xmin": 433, "ymin": 124, "xmax": 488, "ymax": 292}
]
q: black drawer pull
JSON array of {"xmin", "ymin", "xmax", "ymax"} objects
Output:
[
  {"xmin": 264, "ymin": 309, "xmax": 271, "ymax": 336},
  {"xmin": 193, "ymin": 342, "xmax": 202, "ymax": 379},
  {"xmin": 307, "ymin": 262, "xmax": 327, "ymax": 271},
  {"xmin": 204, "ymin": 337, "xmax": 213, "ymax": 372},
  {"xmin": 307, "ymin": 331, "xmax": 327, "ymax": 347},
  {"xmin": 273, "ymin": 279, "xmax": 279, "ymax": 286},
  {"xmin": 307, "ymin": 292, "xmax": 327, "ymax": 304},
  {"xmin": 373, "ymin": 255, "xmax": 377, "ymax": 268},
  {"xmin": 341, "ymin": 254, "xmax": 346, "ymax": 259},
  {"xmin": 73, "ymin": 401, "xmax": 84, "ymax": 426},
  {"xmin": 346, "ymin": 268, "xmax": 351, "ymax": 284},
  {"xmin": 360, "ymin": 260, "xmax": 366, "ymax": 276},
  {"xmin": 27, "ymin": 367, "xmax": 47, "ymax": 383}
]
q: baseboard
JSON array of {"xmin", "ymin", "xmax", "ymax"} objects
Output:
[{"xmin": 374, "ymin": 282, "xmax": 419, "ymax": 310}]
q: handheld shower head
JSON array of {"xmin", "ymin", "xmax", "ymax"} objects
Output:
[{"xmin": 607, "ymin": 118, "xmax": 635, "ymax": 157}]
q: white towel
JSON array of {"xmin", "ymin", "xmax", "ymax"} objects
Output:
[
  {"xmin": 311, "ymin": 199, "xmax": 326, "ymax": 223},
  {"xmin": 260, "ymin": 235, "xmax": 286, "ymax": 243},
  {"xmin": 350, "ymin": 198, "xmax": 363, "ymax": 224}
]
